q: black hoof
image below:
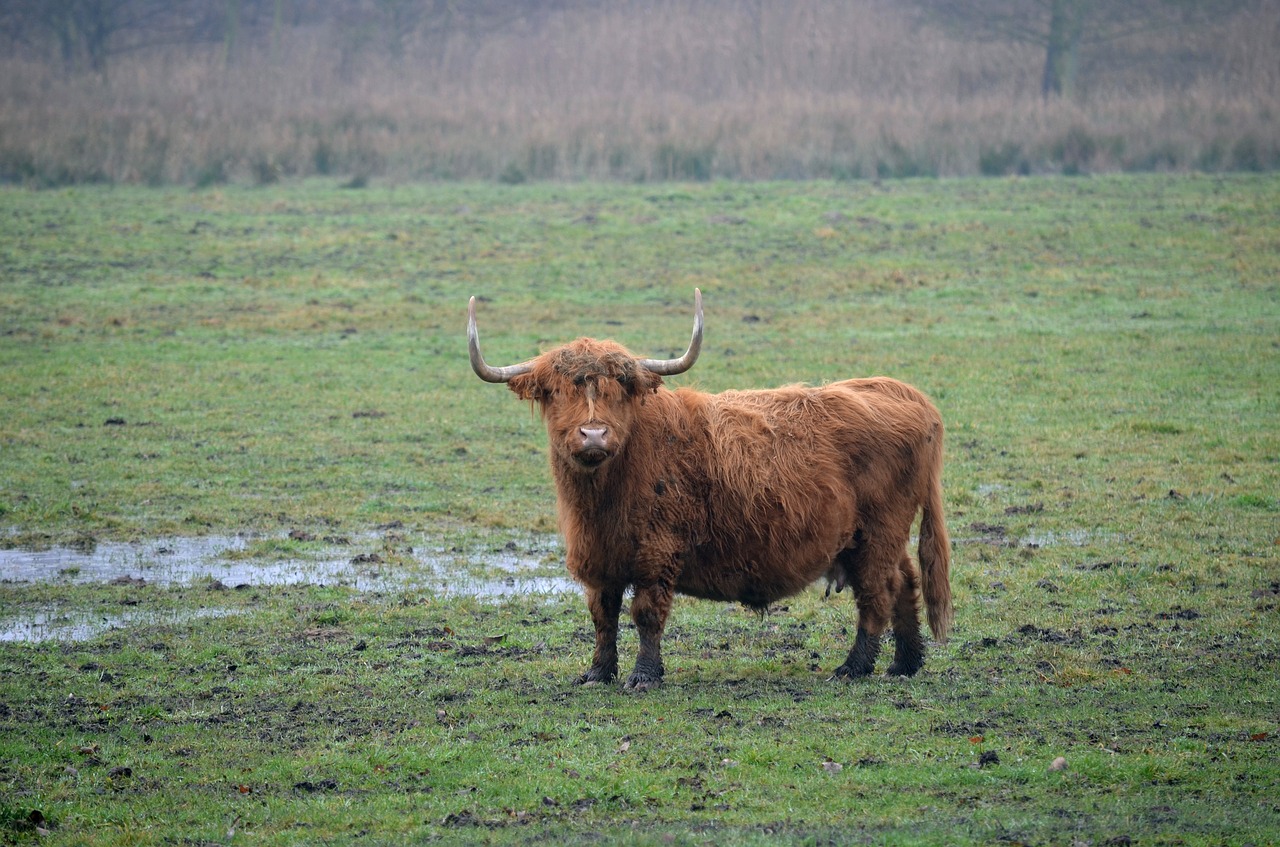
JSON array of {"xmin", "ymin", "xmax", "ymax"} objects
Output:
[
  {"xmin": 577, "ymin": 666, "xmax": 617, "ymax": 685},
  {"xmin": 886, "ymin": 661, "xmax": 922, "ymax": 677},
  {"xmin": 829, "ymin": 662, "xmax": 873, "ymax": 681},
  {"xmin": 623, "ymin": 672, "xmax": 662, "ymax": 692}
]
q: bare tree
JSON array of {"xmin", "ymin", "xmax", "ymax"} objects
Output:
[
  {"xmin": 0, "ymin": 0, "xmax": 597, "ymax": 77},
  {"xmin": 0, "ymin": 0, "xmax": 236, "ymax": 77},
  {"xmin": 914, "ymin": 0, "xmax": 1251, "ymax": 99}
]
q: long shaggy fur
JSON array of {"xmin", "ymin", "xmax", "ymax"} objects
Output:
[{"xmin": 504, "ymin": 336, "xmax": 951, "ymax": 689}]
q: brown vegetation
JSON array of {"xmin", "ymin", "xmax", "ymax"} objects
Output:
[{"xmin": 1, "ymin": 0, "xmax": 1277, "ymax": 185}]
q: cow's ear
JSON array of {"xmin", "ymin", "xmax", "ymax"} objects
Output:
[
  {"xmin": 628, "ymin": 368, "xmax": 663, "ymax": 396},
  {"xmin": 508, "ymin": 373, "xmax": 544, "ymax": 403}
]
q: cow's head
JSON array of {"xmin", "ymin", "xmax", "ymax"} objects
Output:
[{"xmin": 468, "ymin": 290, "xmax": 702, "ymax": 473}]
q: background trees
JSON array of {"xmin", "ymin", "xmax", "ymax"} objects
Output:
[
  {"xmin": 0, "ymin": 0, "xmax": 228, "ymax": 77},
  {"xmin": 0, "ymin": 0, "xmax": 1275, "ymax": 183},
  {"xmin": 914, "ymin": 0, "xmax": 1256, "ymax": 99}
]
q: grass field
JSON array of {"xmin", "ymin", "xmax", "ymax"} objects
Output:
[{"xmin": 1, "ymin": 174, "xmax": 1278, "ymax": 845}]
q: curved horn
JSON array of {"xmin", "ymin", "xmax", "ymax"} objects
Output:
[
  {"xmin": 639, "ymin": 288, "xmax": 703, "ymax": 376},
  {"xmin": 468, "ymin": 296, "xmax": 536, "ymax": 383}
]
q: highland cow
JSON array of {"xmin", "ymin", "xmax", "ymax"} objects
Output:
[{"xmin": 469, "ymin": 289, "xmax": 951, "ymax": 690}]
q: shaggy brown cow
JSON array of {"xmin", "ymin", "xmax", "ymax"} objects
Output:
[{"xmin": 468, "ymin": 290, "xmax": 951, "ymax": 690}]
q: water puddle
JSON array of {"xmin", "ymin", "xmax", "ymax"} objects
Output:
[
  {"xmin": 1020, "ymin": 529, "xmax": 1098, "ymax": 548},
  {"xmin": 4, "ymin": 536, "xmax": 269, "ymax": 586},
  {"xmin": 1, "ymin": 525, "xmax": 1111, "ymax": 643},
  {"xmin": 953, "ymin": 527, "xmax": 1115, "ymax": 548},
  {"xmin": 0, "ymin": 532, "xmax": 576, "ymax": 643},
  {"xmin": 0, "ymin": 607, "xmax": 241, "ymax": 644}
]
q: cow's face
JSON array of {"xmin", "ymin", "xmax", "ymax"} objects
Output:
[
  {"xmin": 509, "ymin": 339, "xmax": 662, "ymax": 473},
  {"xmin": 468, "ymin": 290, "xmax": 701, "ymax": 472}
]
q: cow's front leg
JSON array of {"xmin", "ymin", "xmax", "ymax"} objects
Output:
[
  {"xmin": 624, "ymin": 580, "xmax": 673, "ymax": 692},
  {"xmin": 578, "ymin": 585, "xmax": 623, "ymax": 685}
]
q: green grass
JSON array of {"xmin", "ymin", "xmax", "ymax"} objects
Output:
[{"xmin": 1, "ymin": 174, "xmax": 1278, "ymax": 845}]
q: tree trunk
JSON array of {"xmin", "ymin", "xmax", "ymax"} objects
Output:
[
  {"xmin": 270, "ymin": 0, "xmax": 284, "ymax": 62},
  {"xmin": 54, "ymin": 8, "xmax": 81, "ymax": 72},
  {"xmin": 83, "ymin": 4, "xmax": 111, "ymax": 81},
  {"xmin": 1042, "ymin": 0, "xmax": 1084, "ymax": 99},
  {"xmin": 223, "ymin": 0, "xmax": 241, "ymax": 68}
]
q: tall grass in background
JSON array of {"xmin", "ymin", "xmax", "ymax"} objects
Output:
[{"xmin": 1, "ymin": 0, "xmax": 1277, "ymax": 185}]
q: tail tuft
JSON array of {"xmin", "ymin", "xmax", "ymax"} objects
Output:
[{"xmin": 918, "ymin": 440, "xmax": 952, "ymax": 642}]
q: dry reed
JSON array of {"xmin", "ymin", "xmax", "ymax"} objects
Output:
[{"xmin": 1, "ymin": 0, "xmax": 1276, "ymax": 185}]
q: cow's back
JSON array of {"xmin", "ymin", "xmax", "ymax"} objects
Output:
[
  {"xmin": 823, "ymin": 376, "xmax": 944, "ymax": 520},
  {"xmin": 672, "ymin": 380, "xmax": 940, "ymax": 606}
]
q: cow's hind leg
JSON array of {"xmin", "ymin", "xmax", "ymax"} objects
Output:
[
  {"xmin": 831, "ymin": 546, "xmax": 898, "ymax": 679},
  {"xmin": 886, "ymin": 554, "xmax": 926, "ymax": 677},
  {"xmin": 578, "ymin": 585, "xmax": 623, "ymax": 685}
]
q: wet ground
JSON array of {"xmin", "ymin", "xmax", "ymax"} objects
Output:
[
  {"xmin": 0, "ymin": 606, "xmax": 243, "ymax": 644},
  {"xmin": 0, "ymin": 532, "xmax": 576, "ymax": 642},
  {"xmin": 0, "ymin": 525, "xmax": 1110, "ymax": 643}
]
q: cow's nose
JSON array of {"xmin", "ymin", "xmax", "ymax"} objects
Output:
[{"xmin": 579, "ymin": 427, "xmax": 609, "ymax": 450}]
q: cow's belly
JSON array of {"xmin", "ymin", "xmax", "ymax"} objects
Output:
[{"xmin": 677, "ymin": 521, "xmax": 850, "ymax": 607}]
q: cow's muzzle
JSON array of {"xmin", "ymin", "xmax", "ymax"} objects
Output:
[{"xmin": 574, "ymin": 427, "xmax": 611, "ymax": 469}]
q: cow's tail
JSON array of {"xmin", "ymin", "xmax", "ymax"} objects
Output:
[{"xmin": 918, "ymin": 434, "xmax": 953, "ymax": 643}]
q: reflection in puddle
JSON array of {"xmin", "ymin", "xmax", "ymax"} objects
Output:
[
  {"xmin": 3, "ymin": 536, "xmax": 389, "ymax": 590},
  {"xmin": 0, "ymin": 533, "xmax": 577, "ymax": 643},
  {"xmin": 952, "ymin": 528, "xmax": 1112, "ymax": 548},
  {"xmin": 0, "ymin": 607, "xmax": 240, "ymax": 644},
  {"xmin": 1020, "ymin": 529, "xmax": 1096, "ymax": 548},
  {"xmin": 0, "ymin": 534, "xmax": 571, "ymax": 592}
]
